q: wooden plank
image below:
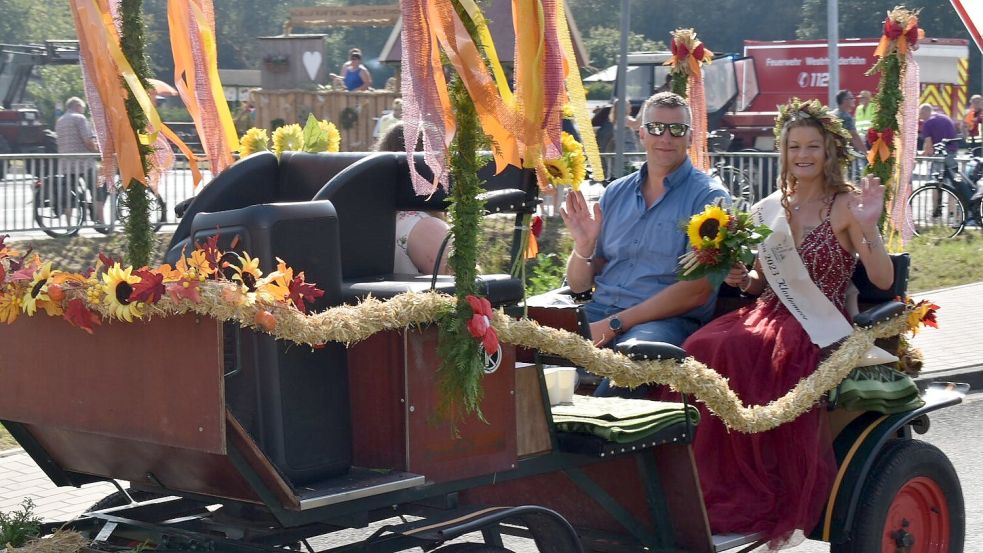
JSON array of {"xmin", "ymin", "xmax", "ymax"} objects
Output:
[
  {"xmin": 227, "ymin": 413, "xmax": 301, "ymax": 511},
  {"xmin": 347, "ymin": 330, "xmax": 407, "ymax": 470},
  {"xmin": 404, "ymin": 326, "xmax": 517, "ymax": 483},
  {"xmin": 651, "ymin": 444, "xmax": 714, "ymax": 553},
  {"xmin": 0, "ymin": 315, "xmax": 225, "ymax": 454},
  {"xmin": 515, "ymin": 364, "xmax": 551, "ymax": 457},
  {"xmin": 24, "ymin": 423, "xmax": 263, "ymax": 505}
]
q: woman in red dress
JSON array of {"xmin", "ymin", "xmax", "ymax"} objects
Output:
[{"xmin": 683, "ymin": 100, "xmax": 896, "ymax": 548}]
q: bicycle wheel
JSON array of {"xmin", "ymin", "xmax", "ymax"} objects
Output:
[
  {"xmin": 33, "ymin": 178, "xmax": 83, "ymax": 238},
  {"xmin": 114, "ymin": 188, "xmax": 167, "ymax": 232},
  {"xmin": 907, "ymin": 184, "xmax": 965, "ymax": 238},
  {"xmin": 714, "ymin": 165, "xmax": 755, "ymax": 207}
]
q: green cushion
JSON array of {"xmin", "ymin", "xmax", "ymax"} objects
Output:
[
  {"xmin": 831, "ymin": 364, "xmax": 925, "ymax": 414},
  {"xmin": 552, "ymin": 396, "xmax": 700, "ymax": 444}
]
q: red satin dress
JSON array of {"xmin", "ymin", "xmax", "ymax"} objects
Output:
[{"xmin": 682, "ymin": 207, "xmax": 855, "ymax": 547}]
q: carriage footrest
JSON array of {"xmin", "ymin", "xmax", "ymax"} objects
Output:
[{"xmin": 296, "ymin": 467, "xmax": 425, "ymax": 511}]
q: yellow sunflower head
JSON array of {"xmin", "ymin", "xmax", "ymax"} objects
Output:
[
  {"xmin": 22, "ymin": 262, "xmax": 57, "ymax": 316},
  {"xmin": 271, "ymin": 124, "xmax": 304, "ymax": 158},
  {"xmin": 231, "ymin": 252, "xmax": 263, "ymax": 292},
  {"xmin": 687, "ymin": 205, "xmax": 730, "ymax": 248},
  {"xmin": 545, "ymin": 158, "xmax": 573, "ymax": 186},
  {"xmin": 561, "ymin": 104, "xmax": 575, "ymax": 119},
  {"xmin": 561, "ymin": 131, "xmax": 582, "ymax": 155},
  {"xmin": 101, "ymin": 263, "xmax": 144, "ymax": 322},
  {"xmin": 238, "ymin": 128, "xmax": 270, "ymax": 158},
  {"xmin": 318, "ymin": 120, "xmax": 342, "ymax": 152},
  {"xmin": 568, "ymin": 150, "xmax": 587, "ymax": 190},
  {"xmin": 0, "ymin": 291, "xmax": 22, "ymax": 324}
]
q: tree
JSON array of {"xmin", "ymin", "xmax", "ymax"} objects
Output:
[{"xmin": 582, "ymin": 26, "xmax": 664, "ymax": 70}]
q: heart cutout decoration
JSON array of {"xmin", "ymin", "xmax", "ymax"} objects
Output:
[{"xmin": 302, "ymin": 51, "xmax": 322, "ymax": 81}]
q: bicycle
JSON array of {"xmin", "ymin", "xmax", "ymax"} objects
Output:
[
  {"xmin": 706, "ymin": 129, "xmax": 755, "ymax": 208},
  {"xmin": 33, "ymin": 174, "xmax": 166, "ymax": 238},
  {"xmin": 906, "ymin": 138, "xmax": 983, "ymax": 238}
]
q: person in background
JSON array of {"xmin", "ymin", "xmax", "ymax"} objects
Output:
[
  {"xmin": 832, "ymin": 89, "xmax": 867, "ymax": 159},
  {"xmin": 373, "ymin": 122, "xmax": 450, "ymax": 275},
  {"xmin": 376, "ymin": 98, "xmax": 403, "ymax": 139},
  {"xmin": 55, "ymin": 96, "xmax": 104, "ymax": 225},
  {"xmin": 920, "ymin": 103, "xmax": 958, "ymax": 156},
  {"xmin": 963, "ymin": 94, "xmax": 983, "ymax": 149},
  {"xmin": 233, "ymin": 97, "xmax": 256, "ymax": 136},
  {"xmin": 560, "ymin": 91, "xmax": 730, "ymax": 397},
  {"xmin": 331, "ymin": 48, "xmax": 372, "ymax": 92},
  {"xmin": 854, "ymin": 89, "xmax": 875, "ymax": 139}
]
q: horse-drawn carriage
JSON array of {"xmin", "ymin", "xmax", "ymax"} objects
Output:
[{"xmin": 0, "ymin": 151, "xmax": 967, "ymax": 552}]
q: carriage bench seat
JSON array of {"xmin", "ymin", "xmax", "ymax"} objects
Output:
[{"xmin": 342, "ymin": 273, "xmax": 524, "ymax": 306}]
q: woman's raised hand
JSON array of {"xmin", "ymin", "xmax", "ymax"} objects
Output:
[
  {"xmin": 723, "ymin": 262, "xmax": 749, "ymax": 288},
  {"xmin": 559, "ymin": 189, "xmax": 603, "ymax": 255},
  {"xmin": 848, "ymin": 176, "xmax": 885, "ymax": 228}
]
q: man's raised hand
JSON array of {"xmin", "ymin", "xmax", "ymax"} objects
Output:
[{"xmin": 559, "ymin": 190, "xmax": 603, "ymax": 257}]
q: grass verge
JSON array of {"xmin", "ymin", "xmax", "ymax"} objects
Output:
[
  {"xmin": 906, "ymin": 231, "xmax": 983, "ymax": 293},
  {"xmin": 0, "ymin": 425, "xmax": 15, "ymax": 451}
]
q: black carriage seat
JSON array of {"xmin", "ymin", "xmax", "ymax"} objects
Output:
[
  {"xmin": 165, "ymin": 151, "xmax": 369, "ymax": 264},
  {"xmin": 312, "ymin": 152, "xmax": 538, "ymax": 307}
]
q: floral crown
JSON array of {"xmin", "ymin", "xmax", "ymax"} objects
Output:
[{"xmin": 774, "ymin": 98, "xmax": 859, "ymax": 168}]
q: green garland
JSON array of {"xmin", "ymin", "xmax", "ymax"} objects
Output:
[
  {"xmin": 865, "ymin": 54, "xmax": 901, "ymax": 228},
  {"xmin": 436, "ymin": 76, "xmax": 490, "ymax": 421},
  {"xmin": 670, "ymin": 71, "xmax": 688, "ymax": 98},
  {"xmin": 119, "ymin": 0, "xmax": 156, "ymax": 268}
]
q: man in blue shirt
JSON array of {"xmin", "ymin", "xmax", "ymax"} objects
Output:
[{"xmin": 560, "ymin": 92, "xmax": 729, "ymax": 395}]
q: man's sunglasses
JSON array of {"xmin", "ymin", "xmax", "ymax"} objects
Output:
[{"xmin": 643, "ymin": 122, "xmax": 690, "ymax": 137}]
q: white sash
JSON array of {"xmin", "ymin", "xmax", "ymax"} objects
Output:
[{"xmin": 752, "ymin": 192, "xmax": 897, "ymax": 367}]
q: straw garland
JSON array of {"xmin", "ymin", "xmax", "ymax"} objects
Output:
[
  {"xmin": 80, "ymin": 284, "xmax": 906, "ymax": 434},
  {"xmin": 5, "ymin": 531, "xmax": 89, "ymax": 553}
]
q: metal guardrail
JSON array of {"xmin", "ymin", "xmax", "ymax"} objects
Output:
[
  {"xmin": 0, "ymin": 153, "xmax": 210, "ymax": 235},
  {"xmin": 0, "ymin": 151, "xmax": 972, "ymax": 235}
]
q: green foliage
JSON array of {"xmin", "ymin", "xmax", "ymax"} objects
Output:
[
  {"xmin": 0, "ymin": 499, "xmax": 42, "ymax": 548},
  {"xmin": 670, "ymin": 71, "xmax": 688, "ymax": 98},
  {"xmin": 157, "ymin": 103, "xmax": 193, "ymax": 122},
  {"xmin": 526, "ymin": 253, "xmax": 568, "ymax": 296},
  {"xmin": 585, "ymin": 81, "xmax": 613, "ymax": 100},
  {"xmin": 437, "ymin": 76, "xmax": 489, "ymax": 421},
  {"xmin": 865, "ymin": 49, "xmax": 901, "ymax": 229},
  {"xmin": 119, "ymin": 0, "xmax": 156, "ymax": 268},
  {"xmin": 26, "ymin": 66, "xmax": 85, "ymax": 127},
  {"xmin": 582, "ymin": 26, "xmax": 664, "ymax": 69}
]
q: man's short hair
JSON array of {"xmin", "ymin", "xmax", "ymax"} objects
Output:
[
  {"xmin": 640, "ymin": 91, "xmax": 691, "ymax": 126},
  {"xmin": 835, "ymin": 89, "xmax": 853, "ymax": 106},
  {"xmin": 972, "ymin": 94, "xmax": 983, "ymax": 103},
  {"xmin": 65, "ymin": 97, "xmax": 86, "ymax": 111}
]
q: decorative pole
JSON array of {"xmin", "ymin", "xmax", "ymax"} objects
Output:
[{"xmin": 119, "ymin": 0, "xmax": 155, "ymax": 268}]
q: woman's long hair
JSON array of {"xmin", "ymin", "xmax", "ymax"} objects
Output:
[{"xmin": 776, "ymin": 117, "xmax": 855, "ymax": 218}]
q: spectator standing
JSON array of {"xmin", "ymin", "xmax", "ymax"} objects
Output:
[
  {"xmin": 376, "ymin": 98, "xmax": 402, "ymax": 139},
  {"xmin": 920, "ymin": 103, "xmax": 959, "ymax": 156},
  {"xmin": 963, "ymin": 94, "xmax": 983, "ymax": 148},
  {"xmin": 55, "ymin": 97, "xmax": 104, "ymax": 225},
  {"xmin": 831, "ymin": 89, "xmax": 868, "ymax": 158},
  {"xmin": 331, "ymin": 48, "xmax": 372, "ymax": 92},
  {"xmin": 854, "ymin": 89, "xmax": 876, "ymax": 138}
]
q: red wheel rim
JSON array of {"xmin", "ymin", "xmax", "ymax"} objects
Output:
[{"xmin": 881, "ymin": 476, "xmax": 950, "ymax": 553}]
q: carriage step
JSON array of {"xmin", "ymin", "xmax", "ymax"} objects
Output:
[
  {"xmin": 712, "ymin": 531, "xmax": 767, "ymax": 552},
  {"xmin": 296, "ymin": 467, "xmax": 425, "ymax": 510}
]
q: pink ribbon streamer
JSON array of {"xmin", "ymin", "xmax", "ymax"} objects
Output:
[
  {"xmin": 893, "ymin": 51, "xmax": 920, "ymax": 244},
  {"xmin": 400, "ymin": 0, "xmax": 452, "ymax": 195},
  {"xmin": 688, "ymin": 72, "xmax": 711, "ymax": 172},
  {"xmin": 541, "ymin": 0, "xmax": 564, "ymax": 159}
]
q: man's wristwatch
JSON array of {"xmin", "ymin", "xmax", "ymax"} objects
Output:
[{"xmin": 608, "ymin": 315, "xmax": 624, "ymax": 335}]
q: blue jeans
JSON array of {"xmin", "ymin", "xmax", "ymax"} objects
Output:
[{"xmin": 581, "ymin": 301, "xmax": 700, "ymax": 398}]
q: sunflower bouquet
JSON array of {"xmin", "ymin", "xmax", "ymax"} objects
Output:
[
  {"xmin": 543, "ymin": 131, "xmax": 587, "ymax": 191},
  {"xmin": 678, "ymin": 201, "xmax": 771, "ymax": 287},
  {"xmin": 240, "ymin": 113, "xmax": 342, "ymax": 159}
]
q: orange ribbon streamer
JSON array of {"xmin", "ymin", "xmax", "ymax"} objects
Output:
[{"xmin": 866, "ymin": 128, "xmax": 894, "ymax": 164}]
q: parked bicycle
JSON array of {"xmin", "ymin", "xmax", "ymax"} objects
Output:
[
  {"xmin": 33, "ymin": 174, "xmax": 166, "ymax": 238},
  {"xmin": 707, "ymin": 130, "xmax": 756, "ymax": 207},
  {"xmin": 907, "ymin": 138, "xmax": 983, "ymax": 238}
]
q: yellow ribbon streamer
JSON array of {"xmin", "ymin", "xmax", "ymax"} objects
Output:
[{"xmin": 555, "ymin": 0, "xmax": 603, "ymax": 180}]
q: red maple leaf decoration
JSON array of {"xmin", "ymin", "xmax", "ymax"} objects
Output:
[
  {"xmin": 63, "ymin": 299, "xmax": 101, "ymax": 334},
  {"xmin": 196, "ymin": 233, "xmax": 224, "ymax": 273},
  {"xmin": 0, "ymin": 264, "xmax": 5, "ymax": 283},
  {"xmin": 530, "ymin": 215, "xmax": 543, "ymax": 239},
  {"xmin": 287, "ymin": 272, "xmax": 324, "ymax": 314},
  {"xmin": 98, "ymin": 252, "xmax": 118, "ymax": 268},
  {"xmin": 129, "ymin": 269, "xmax": 165, "ymax": 304},
  {"xmin": 166, "ymin": 279, "xmax": 202, "ymax": 303}
]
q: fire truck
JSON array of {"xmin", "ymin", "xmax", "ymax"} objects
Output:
[
  {"xmin": 593, "ymin": 37, "xmax": 970, "ymax": 152},
  {"xmin": 726, "ymin": 37, "xmax": 970, "ymax": 150}
]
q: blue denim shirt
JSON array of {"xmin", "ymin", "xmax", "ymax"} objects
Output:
[{"xmin": 592, "ymin": 158, "xmax": 730, "ymax": 322}]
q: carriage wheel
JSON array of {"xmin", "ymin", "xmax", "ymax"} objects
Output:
[{"xmin": 832, "ymin": 440, "xmax": 963, "ymax": 553}]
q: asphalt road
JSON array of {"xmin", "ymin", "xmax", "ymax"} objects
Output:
[{"xmin": 309, "ymin": 392, "xmax": 982, "ymax": 552}]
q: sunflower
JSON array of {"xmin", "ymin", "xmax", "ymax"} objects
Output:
[
  {"xmin": 101, "ymin": 263, "xmax": 144, "ymax": 322},
  {"xmin": 22, "ymin": 262, "xmax": 57, "ymax": 316},
  {"xmin": 271, "ymin": 124, "xmax": 304, "ymax": 158},
  {"xmin": 231, "ymin": 252, "xmax": 263, "ymax": 292},
  {"xmin": 238, "ymin": 128, "xmax": 269, "ymax": 158},
  {"xmin": 687, "ymin": 205, "xmax": 730, "ymax": 248},
  {"xmin": 0, "ymin": 291, "xmax": 21, "ymax": 324},
  {"xmin": 545, "ymin": 158, "xmax": 573, "ymax": 186},
  {"xmin": 561, "ymin": 104, "xmax": 575, "ymax": 119},
  {"xmin": 568, "ymin": 150, "xmax": 587, "ymax": 189},
  {"xmin": 318, "ymin": 120, "xmax": 342, "ymax": 152},
  {"xmin": 560, "ymin": 131, "xmax": 581, "ymax": 154}
]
